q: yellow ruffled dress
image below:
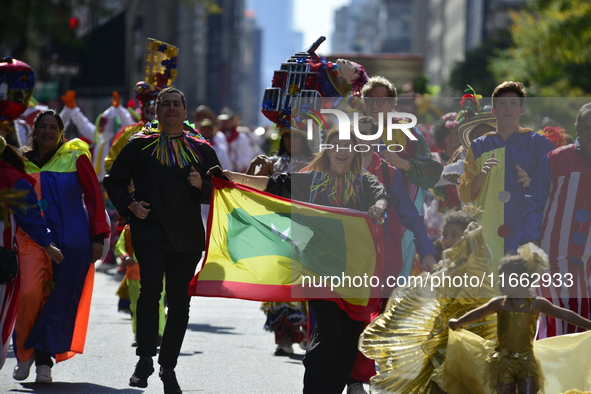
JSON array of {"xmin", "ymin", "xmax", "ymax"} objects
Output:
[
  {"xmin": 360, "ymin": 221, "xmax": 591, "ymax": 394},
  {"xmin": 432, "ymin": 323, "xmax": 591, "ymax": 394},
  {"xmin": 485, "ymin": 306, "xmax": 545, "ymax": 391},
  {"xmin": 359, "ymin": 222, "xmax": 498, "ymax": 393}
]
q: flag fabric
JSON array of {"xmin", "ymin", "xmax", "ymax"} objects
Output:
[{"xmin": 189, "ymin": 177, "xmax": 385, "ymax": 321}]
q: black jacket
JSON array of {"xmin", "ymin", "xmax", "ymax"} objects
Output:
[{"xmin": 104, "ymin": 132, "xmax": 221, "ymax": 252}]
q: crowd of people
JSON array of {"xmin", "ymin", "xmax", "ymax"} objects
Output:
[{"xmin": 1, "ymin": 49, "xmax": 591, "ymax": 394}]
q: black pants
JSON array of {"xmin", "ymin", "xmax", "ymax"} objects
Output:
[
  {"xmin": 303, "ymin": 300, "xmax": 365, "ymax": 394},
  {"xmin": 133, "ymin": 241, "xmax": 199, "ymax": 370}
]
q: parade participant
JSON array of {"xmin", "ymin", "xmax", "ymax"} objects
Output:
[
  {"xmin": 361, "ymin": 75, "xmax": 443, "ymax": 279},
  {"xmin": 442, "ymin": 246, "xmax": 591, "ymax": 394},
  {"xmin": 347, "ymin": 116, "xmax": 436, "ymax": 393},
  {"xmin": 224, "ymin": 125, "xmax": 389, "ymax": 394},
  {"xmin": 0, "ymin": 136, "xmax": 63, "ymax": 371},
  {"xmin": 0, "ymin": 57, "xmax": 36, "ymax": 148},
  {"xmin": 104, "ymin": 87, "xmax": 221, "ymax": 394},
  {"xmin": 60, "ymin": 90, "xmax": 135, "ymax": 181},
  {"xmin": 13, "ymin": 110, "xmax": 109, "ymax": 383},
  {"xmin": 358, "ymin": 115, "xmax": 437, "ymax": 279},
  {"xmin": 519, "ymin": 102, "xmax": 591, "ymax": 338},
  {"xmin": 359, "ymin": 210, "xmax": 495, "ymax": 394},
  {"xmin": 459, "ymin": 81, "xmax": 554, "ymax": 275}
]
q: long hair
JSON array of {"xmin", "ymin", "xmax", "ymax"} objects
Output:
[{"xmin": 307, "ymin": 126, "xmax": 362, "ymax": 173}]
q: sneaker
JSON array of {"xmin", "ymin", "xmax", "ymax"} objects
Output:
[
  {"xmin": 347, "ymin": 382, "xmax": 368, "ymax": 394},
  {"xmin": 35, "ymin": 365, "xmax": 52, "ymax": 383},
  {"xmin": 129, "ymin": 357, "xmax": 154, "ymax": 388},
  {"xmin": 131, "ymin": 337, "xmax": 138, "ymax": 347},
  {"xmin": 159, "ymin": 367, "xmax": 182, "ymax": 394},
  {"xmin": 274, "ymin": 344, "xmax": 294, "ymax": 356},
  {"xmin": 13, "ymin": 357, "xmax": 35, "ymax": 380}
]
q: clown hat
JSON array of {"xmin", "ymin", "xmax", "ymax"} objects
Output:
[
  {"xmin": 135, "ymin": 38, "xmax": 179, "ymax": 103},
  {"xmin": 458, "ymin": 112, "xmax": 496, "ymax": 149}
]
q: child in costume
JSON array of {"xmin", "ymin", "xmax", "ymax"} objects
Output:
[
  {"xmin": 360, "ymin": 208, "xmax": 497, "ymax": 394},
  {"xmin": 439, "ymin": 244, "xmax": 591, "ymax": 394}
]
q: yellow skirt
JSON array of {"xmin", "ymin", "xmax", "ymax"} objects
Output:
[{"xmin": 432, "ymin": 329, "xmax": 591, "ymax": 394}]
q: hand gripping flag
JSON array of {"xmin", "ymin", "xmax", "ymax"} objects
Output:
[{"xmin": 189, "ymin": 177, "xmax": 385, "ymax": 321}]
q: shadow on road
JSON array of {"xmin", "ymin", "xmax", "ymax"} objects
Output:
[
  {"xmin": 14, "ymin": 382, "xmax": 142, "ymax": 393},
  {"xmin": 186, "ymin": 323, "xmax": 238, "ymax": 334}
]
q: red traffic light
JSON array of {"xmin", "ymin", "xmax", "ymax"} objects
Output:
[{"xmin": 68, "ymin": 17, "xmax": 79, "ymax": 29}]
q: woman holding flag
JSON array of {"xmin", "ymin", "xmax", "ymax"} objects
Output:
[{"xmin": 222, "ymin": 126, "xmax": 389, "ymax": 394}]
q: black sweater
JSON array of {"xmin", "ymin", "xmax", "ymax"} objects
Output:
[{"xmin": 104, "ymin": 132, "xmax": 221, "ymax": 252}]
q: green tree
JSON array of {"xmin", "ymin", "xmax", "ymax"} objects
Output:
[
  {"xmin": 449, "ymin": 30, "xmax": 512, "ymax": 96},
  {"xmin": 490, "ymin": 0, "xmax": 591, "ymax": 96}
]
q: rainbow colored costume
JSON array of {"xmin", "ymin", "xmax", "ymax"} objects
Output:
[{"xmin": 14, "ymin": 139, "xmax": 109, "ymax": 363}]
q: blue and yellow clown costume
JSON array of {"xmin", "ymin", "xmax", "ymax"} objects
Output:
[
  {"xmin": 459, "ymin": 128, "xmax": 554, "ymax": 274},
  {"xmin": 14, "ymin": 139, "xmax": 110, "ymax": 364}
]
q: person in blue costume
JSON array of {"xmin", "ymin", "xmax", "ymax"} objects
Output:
[
  {"xmin": 0, "ymin": 136, "xmax": 63, "ymax": 372},
  {"xmin": 14, "ymin": 110, "xmax": 110, "ymax": 383},
  {"xmin": 459, "ymin": 81, "xmax": 554, "ymax": 276},
  {"xmin": 361, "ymin": 76, "xmax": 443, "ymax": 280}
]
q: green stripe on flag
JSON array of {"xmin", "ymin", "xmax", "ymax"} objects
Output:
[{"xmin": 227, "ymin": 208, "xmax": 347, "ymax": 276}]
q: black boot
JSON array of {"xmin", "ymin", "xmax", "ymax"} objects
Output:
[
  {"xmin": 129, "ymin": 357, "xmax": 154, "ymax": 388},
  {"xmin": 159, "ymin": 367, "xmax": 182, "ymax": 394}
]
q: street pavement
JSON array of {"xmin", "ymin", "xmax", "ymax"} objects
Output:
[{"xmin": 0, "ymin": 266, "xmax": 314, "ymax": 393}]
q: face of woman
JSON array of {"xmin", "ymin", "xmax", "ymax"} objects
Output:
[
  {"xmin": 326, "ymin": 135, "xmax": 355, "ymax": 173},
  {"xmin": 34, "ymin": 115, "xmax": 63, "ymax": 151},
  {"xmin": 444, "ymin": 127, "xmax": 460, "ymax": 151}
]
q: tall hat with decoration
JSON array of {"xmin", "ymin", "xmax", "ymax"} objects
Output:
[
  {"xmin": 457, "ymin": 86, "xmax": 496, "ymax": 149},
  {"xmin": 134, "ymin": 38, "xmax": 179, "ymax": 105},
  {"xmin": 0, "ymin": 57, "xmax": 35, "ymax": 123},
  {"xmin": 261, "ymin": 37, "xmax": 368, "ymax": 151}
]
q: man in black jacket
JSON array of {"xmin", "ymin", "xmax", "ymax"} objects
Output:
[{"xmin": 104, "ymin": 87, "xmax": 220, "ymax": 394}]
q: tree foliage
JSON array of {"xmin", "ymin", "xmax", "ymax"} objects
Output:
[
  {"xmin": 490, "ymin": 0, "xmax": 591, "ymax": 96},
  {"xmin": 449, "ymin": 30, "xmax": 512, "ymax": 96}
]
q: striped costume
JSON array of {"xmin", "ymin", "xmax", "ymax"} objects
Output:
[{"xmin": 521, "ymin": 140, "xmax": 591, "ymax": 338}]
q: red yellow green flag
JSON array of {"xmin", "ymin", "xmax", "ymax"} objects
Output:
[{"xmin": 188, "ymin": 178, "xmax": 384, "ymax": 321}]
